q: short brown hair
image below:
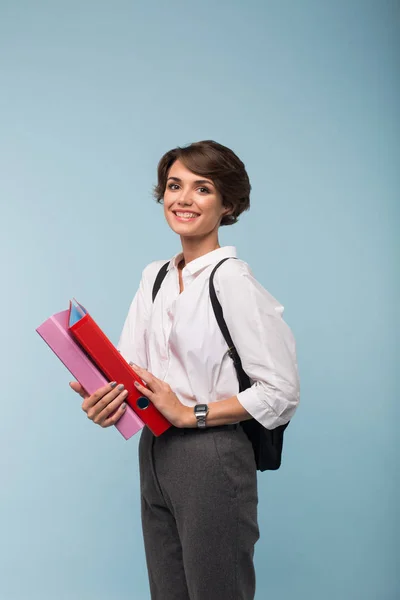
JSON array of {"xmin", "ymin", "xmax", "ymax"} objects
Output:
[{"xmin": 153, "ymin": 140, "xmax": 251, "ymax": 226}]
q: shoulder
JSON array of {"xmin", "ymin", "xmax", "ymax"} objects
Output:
[
  {"xmin": 141, "ymin": 259, "xmax": 170, "ymax": 283},
  {"xmin": 140, "ymin": 258, "xmax": 172, "ymax": 298},
  {"xmin": 213, "ymin": 257, "xmax": 253, "ymax": 283},
  {"xmin": 213, "ymin": 257, "xmax": 285, "ymax": 316}
]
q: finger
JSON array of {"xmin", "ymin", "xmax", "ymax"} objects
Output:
[
  {"xmin": 132, "ymin": 367, "xmax": 150, "ymax": 385},
  {"xmin": 92, "ymin": 390, "xmax": 129, "ymax": 425},
  {"xmin": 130, "ymin": 362, "xmax": 158, "ymax": 389},
  {"xmin": 69, "ymin": 381, "xmax": 89, "ymax": 399},
  {"xmin": 129, "ymin": 362, "xmax": 149, "ymax": 379},
  {"xmin": 83, "ymin": 382, "xmax": 125, "ymax": 415},
  {"xmin": 100, "ymin": 399, "xmax": 129, "ymax": 428},
  {"xmin": 134, "ymin": 380, "xmax": 154, "ymax": 400}
]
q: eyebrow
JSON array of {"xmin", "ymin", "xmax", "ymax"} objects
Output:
[{"xmin": 167, "ymin": 176, "xmax": 214, "ymax": 187}]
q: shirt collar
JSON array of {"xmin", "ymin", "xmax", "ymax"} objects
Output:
[{"xmin": 167, "ymin": 246, "xmax": 237, "ymax": 276}]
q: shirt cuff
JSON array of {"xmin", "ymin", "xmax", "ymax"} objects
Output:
[{"xmin": 237, "ymin": 383, "xmax": 289, "ymax": 430}]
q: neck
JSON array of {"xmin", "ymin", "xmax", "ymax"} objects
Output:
[{"xmin": 179, "ymin": 233, "xmax": 221, "ymax": 268}]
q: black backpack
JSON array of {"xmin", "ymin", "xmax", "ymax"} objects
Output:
[{"xmin": 152, "ymin": 256, "xmax": 289, "ymax": 471}]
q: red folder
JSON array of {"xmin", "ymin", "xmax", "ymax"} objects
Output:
[{"xmin": 68, "ymin": 299, "xmax": 171, "ymax": 437}]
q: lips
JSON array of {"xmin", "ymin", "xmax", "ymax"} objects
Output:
[{"xmin": 172, "ymin": 211, "xmax": 200, "ymax": 216}]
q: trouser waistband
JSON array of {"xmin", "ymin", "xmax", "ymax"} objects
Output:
[{"xmin": 164, "ymin": 423, "xmax": 240, "ymax": 436}]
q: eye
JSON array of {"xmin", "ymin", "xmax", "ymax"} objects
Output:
[
  {"xmin": 198, "ymin": 187, "xmax": 210, "ymax": 194},
  {"xmin": 167, "ymin": 183, "xmax": 180, "ymax": 191}
]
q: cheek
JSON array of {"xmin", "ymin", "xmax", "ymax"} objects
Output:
[
  {"xmin": 203, "ymin": 199, "xmax": 223, "ymax": 218},
  {"xmin": 163, "ymin": 191, "xmax": 175, "ymax": 210},
  {"xmin": 162, "ymin": 195, "xmax": 172, "ymax": 213}
]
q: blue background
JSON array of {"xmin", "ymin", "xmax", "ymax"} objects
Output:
[{"xmin": 0, "ymin": 1, "xmax": 398, "ymax": 599}]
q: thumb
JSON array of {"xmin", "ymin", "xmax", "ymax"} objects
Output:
[{"xmin": 69, "ymin": 381, "xmax": 89, "ymax": 399}]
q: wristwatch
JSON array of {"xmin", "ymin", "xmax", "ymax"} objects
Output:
[{"xmin": 194, "ymin": 404, "xmax": 209, "ymax": 429}]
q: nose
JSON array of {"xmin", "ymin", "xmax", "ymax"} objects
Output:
[{"xmin": 176, "ymin": 193, "xmax": 194, "ymax": 208}]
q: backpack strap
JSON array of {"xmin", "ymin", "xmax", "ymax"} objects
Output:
[
  {"xmin": 209, "ymin": 258, "xmax": 251, "ymax": 393},
  {"xmin": 152, "ymin": 261, "xmax": 169, "ymax": 302}
]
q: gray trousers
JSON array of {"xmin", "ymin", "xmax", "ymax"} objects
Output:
[{"xmin": 139, "ymin": 423, "xmax": 260, "ymax": 600}]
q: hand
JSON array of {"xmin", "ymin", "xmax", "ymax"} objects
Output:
[
  {"xmin": 129, "ymin": 363, "xmax": 192, "ymax": 428},
  {"xmin": 69, "ymin": 381, "xmax": 128, "ymax": 428}
]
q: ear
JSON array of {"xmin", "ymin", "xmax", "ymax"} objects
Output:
[{"xmin": 222, "ymin": 205, "xmax": 233, "ymax": 218}]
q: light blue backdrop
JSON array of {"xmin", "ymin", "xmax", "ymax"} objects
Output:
[{"xmin": 0, "ymin": 1, "xmax": 398, "ymax": 599}]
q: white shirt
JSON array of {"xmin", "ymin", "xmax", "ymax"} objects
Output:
[{"xmin": 118, "ymin": 246, "xmax": 300, "ymax": 429}]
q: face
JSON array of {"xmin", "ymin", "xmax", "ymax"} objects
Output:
[{"xmin": 163, "ymin": 160, "xmax": 231, "ymax": 238}]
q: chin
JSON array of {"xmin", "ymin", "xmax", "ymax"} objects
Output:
[{"xmin": 166, "ymin": 216, "xmax": 200, "ymax": 232}]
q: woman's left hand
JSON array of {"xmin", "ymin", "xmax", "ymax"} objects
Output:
[{"xmin": 129, "ymin": 363, "xmax": 191, "ymax": 428}]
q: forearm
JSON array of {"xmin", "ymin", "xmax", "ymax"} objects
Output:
[{"xmin": 182, "ymin": 396, "xmax": 253, "ymax": 428}]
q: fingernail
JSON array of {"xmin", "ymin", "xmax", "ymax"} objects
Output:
[
  {"xmin": 121, "ymin": 403, "xmax": 127, "ymax": 409},
  {"xmin": 134, "ymin": 381, "xmax": 140, "ymax": 387},
  {"xmin": 117, "ymin": 384, "xmax": 125, "ymax": 391},
  {"xmin": 129, "ymin": 362, "xmax": 138, "ymax": 368},
  {"xmin": 110, "ymin": 381, "xmax": 117, "ymax": 388}
]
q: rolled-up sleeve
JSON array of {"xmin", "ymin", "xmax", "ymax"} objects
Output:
[
  {"xmin": 216, "ymin": 263, "xmax": 300, "ymax": 429},
  {"xmin": 117, "ymin": 266, "xmax": 151, "ymax": 369}
]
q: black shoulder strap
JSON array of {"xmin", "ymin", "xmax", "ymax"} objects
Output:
[
  {"xmin": 152, "ymin": 261, "xmax": 169, "ymax": 302},
  {"xmin": 151, "ymin": 256, "xmax": 251, "ymax": 393},
  {"xmin": 209, "ymin": 258, "xmax": 251, "ymax": 393}
]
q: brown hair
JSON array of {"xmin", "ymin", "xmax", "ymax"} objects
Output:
[{"xmin": 153, "ymin": 140, "xmax": 251, "ymax": 226}]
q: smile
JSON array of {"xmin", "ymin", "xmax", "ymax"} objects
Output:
[{"xmin": 172, "ymin": 211, "xmax": 200, "ymax": 222}]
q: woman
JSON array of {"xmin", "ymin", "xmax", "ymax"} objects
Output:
[{"xmin": 70, "ymin": 140, "xmax": 300, "ymax": 600}]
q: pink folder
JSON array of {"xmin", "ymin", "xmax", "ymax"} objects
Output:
[{"xmin": 36, "ymin": 310, "xmax": 144, "ymax": 439}]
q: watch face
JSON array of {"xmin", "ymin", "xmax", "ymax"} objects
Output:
[{"xmin": 196, "ymin": 404, "xmax": 208, "ymax": 413}]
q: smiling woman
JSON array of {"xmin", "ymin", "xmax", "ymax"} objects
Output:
[
  {"xmin": 154, "ymin": 139, "xmax": 251, "ymax": 226},
  {"xmin": 163, "ymin": 159, "xmax": 230, "ymax": 237},
  {"xmin": 71, "ymin": 139, "xmax": 300, "ymax": 600}
]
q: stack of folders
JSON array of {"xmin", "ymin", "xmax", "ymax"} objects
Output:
[{"xmin": 36, "ymin": 299, "xmax": 171, "ymax": 438}]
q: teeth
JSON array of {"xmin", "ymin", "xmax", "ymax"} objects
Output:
[{"xmin": 175, "ymin": 212, "xmax": 199, "ymax": 218}]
